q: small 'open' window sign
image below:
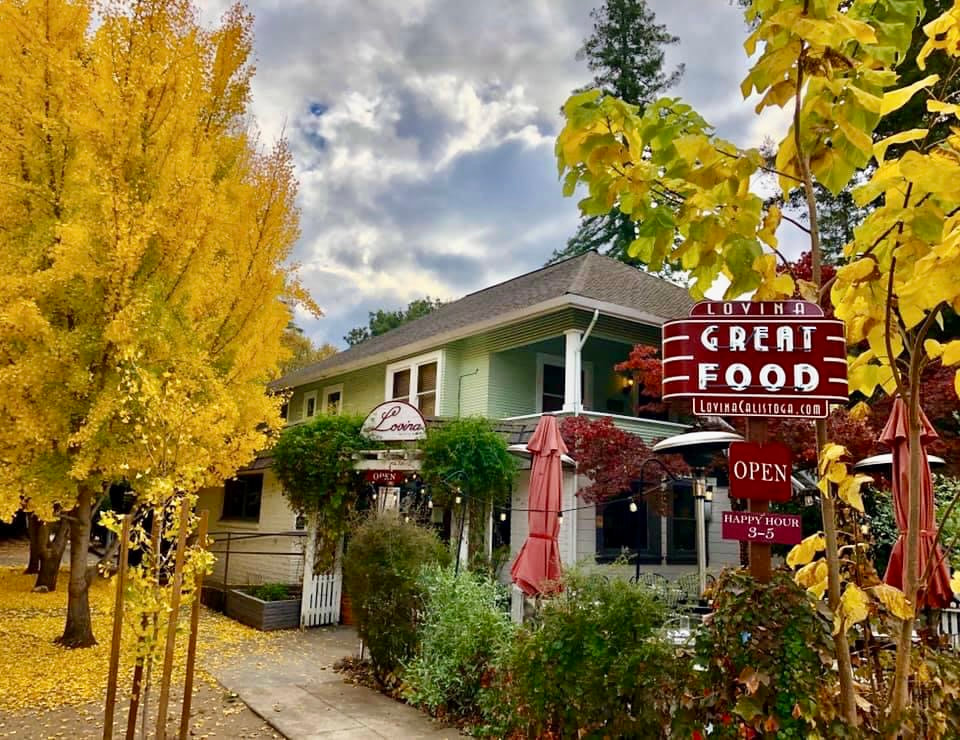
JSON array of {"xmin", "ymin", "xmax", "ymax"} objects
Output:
[{"xmin": 728, "ymin": 441, "xmax": 793, "ymax": 502}]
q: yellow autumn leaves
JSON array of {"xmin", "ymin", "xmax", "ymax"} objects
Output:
[
  {"xmin": 786, "ymin": 443, "xmax": 919, "ymax": 633},
  {"xmin": 0, "ymin": 567, "xmax": 273, "ymax": 713},
  {"xmin": 788, "ymin": 529, "xmax": 915, "ymax": 633}
]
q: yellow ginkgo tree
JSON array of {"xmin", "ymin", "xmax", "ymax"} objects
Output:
[
  {"xmin": 556, "ymin": 0, "xmax": 960, "ymax": 730},
  {"xmin": 0, "ymin": 0, "xmax": 316, "ymax": 647}
]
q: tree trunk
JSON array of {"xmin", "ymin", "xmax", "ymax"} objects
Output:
[
  {"xmin": 57, "ymin": 485, "xmax": 97, "ymax": 648},
  {"xmin": 25, "ymin": 514, "xmax": 42, "ymax": 575},
  {"xmin": 33, "ymin": 519, "xmax": 69, "ymax": 592}
]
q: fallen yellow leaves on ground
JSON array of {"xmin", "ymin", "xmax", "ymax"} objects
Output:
[{"xmin": 0, "ymin": 567, "xmax": 276, "ymax": 713}]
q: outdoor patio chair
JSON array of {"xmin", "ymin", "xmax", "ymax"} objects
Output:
[
  {"xmin": 675, "ymin": 572, "xmax": 702, "ymax": 605},
  {"xmin": 634, "ymin": 571, "xmax": 668, "ymax": 593}
]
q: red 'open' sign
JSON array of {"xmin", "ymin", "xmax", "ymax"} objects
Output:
[
  {"xmin": 728, "ymin": 441, "xmax": 793, "ymax": 502},
  {"xmin": 661, "ymin": 301, "xmax": 847, "ymax": 418}
]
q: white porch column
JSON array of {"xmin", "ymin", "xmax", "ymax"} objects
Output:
[{"xmin": 562, "ymin": 329, "xmax": 582, "ymax": 413}]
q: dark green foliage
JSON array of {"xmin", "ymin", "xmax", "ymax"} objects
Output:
[
  {"xmin": 553, "ymin": 0, "xmax": 683, "ymax": 268},
  {"xmin": 677, "ymin": 569, "xmax": 849, "ymax": 739},
  {"xmin": 342, "ymin": 515, "xmax": 450, "ymax": 682},
  {"xmin": 420, "ymin": 417, "xmax": 515, "ymax": 507},
  {"xmin": 482, "ymin": 568, "xmax": 683, "ymax": 738},
  {"xmin": 271, "ymin": 414, "xmax": 373, "ymax": 571},
  {"xmin": 420, "ymin": 417, "xmax": 516, "ymax": 567},
  {"xmin": 248, "ymin": 582, "xmax": 296, "ymax": 601},
  {"xmin": 343, "ymin": 297, "xmax": 444, "ymax": 346},
  {"xmin": 866, "ymin": 475, "xmax": 960, "ymax": 575},
  {"xmin": 403, "ymin": 566, "xmax": 514, "ymax": 721}
]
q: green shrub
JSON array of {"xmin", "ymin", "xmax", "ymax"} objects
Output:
[
  {"xmin": 482, "ymin": 568, "xmax": 683, "ymax": 738},
  {"xmin": 342, "ymin": 514, "xmax": 450, "ymax": 682},
  {"xmin": 676, "ymin": 569, "xmax": 847, "ymax": 739},
  {"xmin": 403, "ymin": 566, "xmax": 514, "ymax": 720},
  {"xmin": 248, "ymin": 582, "xmax": 297, "ymax": 601},
  {"xmin": 272, "ymin": 414, "xmax": 374, "ymax": 573}
]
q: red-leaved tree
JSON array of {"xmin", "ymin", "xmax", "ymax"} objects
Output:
[{"xmin": 559, "ymin": 415, "xmax": 687, "ymax": 504}]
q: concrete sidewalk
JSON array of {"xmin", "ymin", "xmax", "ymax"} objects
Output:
[{"xmin": 210, "ymin": 627, "xmax": 461, "ymax": 739}]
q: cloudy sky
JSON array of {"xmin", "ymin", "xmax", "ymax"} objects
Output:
[{"xmin": 197, "ymin": 0, "xmax": 799, "ymax": 348}]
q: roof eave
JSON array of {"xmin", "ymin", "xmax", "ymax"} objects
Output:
[{"xmin": 270, "ymin": 294, "xmax": 672, "ymax": 391}]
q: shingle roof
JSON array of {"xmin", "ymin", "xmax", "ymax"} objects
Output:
[{"xmin": 275, "ymin": 252, "xmax": 693, "ymax": 388}]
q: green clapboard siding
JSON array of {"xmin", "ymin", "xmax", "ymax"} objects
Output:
[{"xmin": 282, "ymin": 308, "xmax": 662, "ymax": 426}]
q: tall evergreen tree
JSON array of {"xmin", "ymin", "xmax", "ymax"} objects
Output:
[{"xmin": 549, "ymin": 0, "xmax": 682, "ymax": 266}]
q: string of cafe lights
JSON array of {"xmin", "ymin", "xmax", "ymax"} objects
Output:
[{"xmin": 370, "ymin": 473, "xmax": 709, "ymax": 524}]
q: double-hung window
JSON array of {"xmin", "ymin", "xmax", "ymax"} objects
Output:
[
  {"xmin": 322, "ymin": 384, "xmax": 343, "ymax": 415},
  {"xmin": 302, "ymin": 390, "xmax": 318, "ymax": 420},
  {"xmin": 385, "ymin": 351, "xmax": 442, "ymax": 416}
]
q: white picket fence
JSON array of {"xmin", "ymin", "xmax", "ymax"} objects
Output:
[
  {"xmin": 299, "ymin": 526, "xmax": 343, "ymax": 628},
  {"xmin": 301, "ymin": 568, "xmax": 342, "ymax": 627}
]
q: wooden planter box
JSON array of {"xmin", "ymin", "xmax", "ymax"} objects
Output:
[{"xmin": 225, "ymin": 588, "xmax": 301, "ymax": 631}]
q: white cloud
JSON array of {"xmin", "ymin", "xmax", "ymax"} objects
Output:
[{"xmin": 193, "ymin": 0, "xmax": 791, "ymax": 346}]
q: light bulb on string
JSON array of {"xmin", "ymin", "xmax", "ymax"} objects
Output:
[
  {"xmin": 499, "ymin": 511, "xmax": 507, "ymax": 522},
  {"xmin": 629, "ymin": 500, "xmax": 638, "ymax": 513}
]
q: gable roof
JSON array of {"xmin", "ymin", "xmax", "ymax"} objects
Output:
[{"xmin": 275, "ymin": 252, "xmax": 693, "ymax": 389}]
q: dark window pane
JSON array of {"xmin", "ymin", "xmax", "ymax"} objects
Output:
[
  {"xmin": 222, "ymin": 474, "xmax": 263, "ymax": 521},
  {"xmin": 542, "ymin": 394, "xmax": 563, "ymax": 412},
  {"xmin": 418, "ymin": 392, "xmax": 436, "ymax": 417},
  {"xmin": 672, "ymin": 520, "xmax": 695, "ymax": 552},
  {"xmin": 602, "ymin": 498, "xmax": 642, "ymax": 551},
  {"xmin": 305, "ymin": 395, "xmax": 316, "ymax": 417},
  {"xmin": 417, "ymin": 362, "xmax": 437, "ymax": 392},
  {"xmin": 667, "ymin": 481, "xmax": 699, "ymax": 563},
  {"xmin": 392, "ymin": 369, "xmax": 411, "ymax": 399},
  {"xmin": 542, "ymin": 364, "xmax": 565, "ymax": 396},
  {"xmin": 326, "ymin": 391, "xmax": 341, "ymax": 415}
]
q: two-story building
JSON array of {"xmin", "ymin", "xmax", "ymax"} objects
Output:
[{"xmin": 198, "ymin": 253, "xmax": 742, "ymax": 601}]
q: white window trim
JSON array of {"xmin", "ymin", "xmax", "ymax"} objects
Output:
[
  {"xmin": 385, "ymin": 350, "xmax": 444, "ymax": 413},
  {"xmin": 303, "ymin": 390, "xmax": 318, "ymax": 420},
  {"xmin": 322, "ymin": 383, "xmax": 344, "ymax": 415},
  {"xmin": 535, "ymin": 353, "xmax": 593, "ymax": 413}
]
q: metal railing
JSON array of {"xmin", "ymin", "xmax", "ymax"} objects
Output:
[{"xmin": 206, "ymin": 530, "xmax": 307, "ymax": 590}]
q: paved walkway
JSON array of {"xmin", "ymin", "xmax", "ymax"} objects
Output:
[{"xmin": 210, "ymin": 627, "xmax": 462, "ymax": 739}]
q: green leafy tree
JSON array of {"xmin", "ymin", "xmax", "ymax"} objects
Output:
[
  {"xmin": 343, "ymin": 297, "xmax": 444, "ymax": 346},
  {"xmin": 549, "ymin": 0, "xmax": 683, "ymax": 267},
  {"xmin": 420, "ymin": 417, "xmax": 516, "ymax": 568},
  {"xmin": 272, "ymin": 415, "xmax": 372, "ymax": 572}
]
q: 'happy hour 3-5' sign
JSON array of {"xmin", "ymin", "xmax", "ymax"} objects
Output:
[{"xmin": 661, "ymin": 301, "xmax": 848, "ymax": 418}]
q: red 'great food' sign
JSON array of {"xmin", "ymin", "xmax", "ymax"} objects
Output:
[{"xmin": 661, "ymin": 300, "xmax": 847, "ymax": 418}]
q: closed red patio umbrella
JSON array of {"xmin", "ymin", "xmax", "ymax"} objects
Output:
[
  {"xmin": 511, "ymin": 415, "xmax": 566, "ymax": 597},
  {"xmin": 881, "ymin": 398, "xmax": 953, "ymax": 609}
]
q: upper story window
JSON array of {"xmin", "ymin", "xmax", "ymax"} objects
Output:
[
  {"xmin": 303, "ymin": 390, "xmax": 318, "ymax": 420},
  {"xmin": 323, "ymin": 384, "xmax": 343, "ymax": 415},
  {"xmin": 386, "ymin": 351, "xmax": 442, "ymax": 417}
]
